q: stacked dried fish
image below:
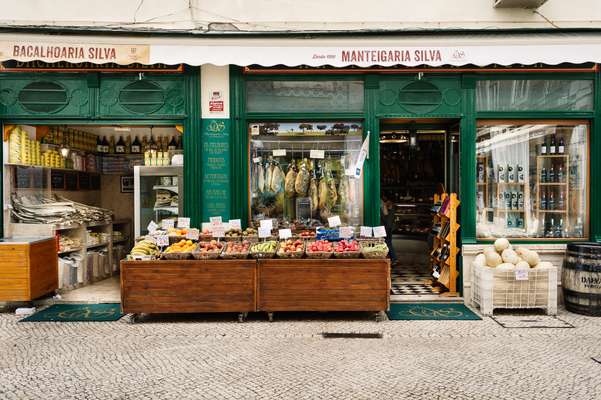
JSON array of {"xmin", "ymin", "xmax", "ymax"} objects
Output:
[{"xmin": 11, "ymin": 194, "xmax": 113, "ymax": 225}]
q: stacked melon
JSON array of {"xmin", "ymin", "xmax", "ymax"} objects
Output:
[{"xmin": 473, "ymin": 238, "xmax": 552, "ymax": 270}]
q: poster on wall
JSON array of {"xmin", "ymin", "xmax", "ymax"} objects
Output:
[
  {"xmin": 201, "ymin": 119, "xmax": 231, "ymax": 220},
  {"xmin": 121, "ymin": 175, "xmax": 134, "ymax": 193}
]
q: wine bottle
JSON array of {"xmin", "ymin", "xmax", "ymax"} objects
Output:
[
  {"xmin": 131, "ymin": 136, "xmax": 141, "ymax": 154},
  {"xmin": 548, "ymin": 165, "xmax": 555, "ymax": 182},
  {"xmin": 507, "ymin": 164, "xmax": 515, "ymax": 182},
  {"xmin": 541, "ymin": 191, "xmax": 547, "ymax": 210},
  {"xmin": 558, "ymin": 136, "xmax": 565, "ymax": 154},
  {"xmin": 557, "ymin": 165, "xmax": 564, "ymax": 182},
  {"xmin": 558, "ymin": 191, "xmax": 565, "ymax": 210},
  {"xmin": 541, "ymin": 139, "xmax": 547, "ymax": 155},
  {"xmin": 141, "ymin": 136, "xmax": 148, "ymax": 152},
  {"xmin": 540, "ymin": 167, "xmax": 547, "ymax": 183},
  {"xmin": 168, "ymin": 135, "xmax": 177, "ymax": 151},
  {"xmin": 101, "ymin": 136, "xmax": 109, "ymax": 154},
  {"xmin": 115, "ymin": 136, "xmax": 126, "ymax": 154},
  {"xmin": 125, "ymin": 135, "xmax": 131, "ymax": 154},
  {"xmin": 108, "ymin": 136, "xmax": 116, "ymax": 154},
  {"xmin": 96, "ymin": 136, "xmax": 103, "ymax": 153},
  {"xmin": 550, "ymin": 135, "xmax": 557, "ymax": 154},
  {"xmin": 149, "ymin": 135, "xmax": 158, "ymax": 151},
  {"xmin": 548, "ymin": 191, "xmax": 555, "ymax": 210}
]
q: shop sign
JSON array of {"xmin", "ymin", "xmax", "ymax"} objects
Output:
[
  {"xmin": 0, "ymin": 60, "xmax": 182, "ymax": 73},
  {"xmin": 208, "ymin": 91, "xmax": 224, "ymax": 113},
  {"xmin": 310, "ymin": 149, "xmax": 325, "ymax": 159},
  {"xmin": 515, "ymin": 270, "xmax": 529, "ymax": 281},
  {"xmin": 201, "ymin": 119, "xmax": 231, "ymax": 220},
  {"xmin": 258, "ymin": 227, "xmax": 271, "ymax": 238},
  {"xmin": 353, "ymin": 133, "xmax": 370, "ymax": 179},
  {"xmin": 0, "ymin": 41, "xmax": 150, "ymax": 65},
  {"xmin": 260, "ymin": 219, "xmax": 274, "ymax": 230}
]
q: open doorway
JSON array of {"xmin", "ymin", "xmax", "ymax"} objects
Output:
[{"xmin": 379, "ymin": 118, "xmax": 460, "ymax": 299}]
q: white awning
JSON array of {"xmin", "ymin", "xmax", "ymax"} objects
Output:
[{"xmin": 1, "ymin": 32, "xmax": 601, "ymax": 67}]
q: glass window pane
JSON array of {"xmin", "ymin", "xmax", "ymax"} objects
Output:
[
  {"xmin": 246, "ymin": 80, "xmax": 364, "ymax": 113},
  {"xmin": 476, "ymin": 80, "xmax": 593, "ymax": 111},
  {"xmin": 476, "ymin": 122, "xmax": 588, "ymax": 239},
  {"xmin": 248, "ymin": 121, "xmax": 364, "ymax": 228}
]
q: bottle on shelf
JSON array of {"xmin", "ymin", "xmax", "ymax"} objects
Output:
[
  {"xmin": 517, "ymin": 164, "xmax": 524, "ymax": 183},
  {"xmin": 125, "ymin": 135, "xmax": 131, "ymax": 154},
  {"xmin": 507, "ymin": 164, "xmax": 515, "ymax": 182},
  {"xmin": 548, "ymin": 191, "xmax": 555, "ymax": 210},
  {"xmin": 558, "ymin": 191, "xmax": 565, "ymax": 210},
  {"xmin": 540, "ymin": 190, "xmax": 547, "ymax": 210},
  {"xmin": 511, "ymin": 191, "xmax": 518, "ymax": 209},
  {"xmin": 131, "ymin": 136, "xmax": 141, "ymax": 154},
  {"xmin": 115, "ymin": 136, "xmax": 126, "ymax": 154},
  {"xmin": 557, "ymin": 165, "xmax": 564, "ymax": 183},
  {"xmin": 549, "ymin": 134, "xmax": 557, "ymax": 154},
  {"xmin": 109, "ymin": 136, "xmax": 116, "ymax": 154},
  {"xmin": 96, "ymin": 136, "xmax": 103, "ymax": 153},
  {"xmin": 101, "ymin": 136, "xmax": 109, "ymax": 154},
  {"xmin": 142, "ymin": 136, "xmax": 149, "ymax": 152},
  {"xmin": 540, "ymin": 167, "xmax": 547, "ymax": 183},
  {"xmin": 177, "ymin": 135, "xmax": 183, "ymax": 150},
  {"xmin": 548, "ymin": 165, "xmax": 555, "ymax": 182},
  {"xmin": 168, "ymin": 135, "xmax": 177, "ymax": 151},
  {"xmin": 149, "ymin": 135, "xmax": 158, "ymax": 151},
  {"xmin": 541, "ymin": 138, "xmax": 547, "ymax": 155},
  {"xmin": 555, "ymin": 218, "xmax": 564, "ymax": 238},
  {"xmin": 517, "ymin": 191, "xmax": 524, "ymax": 209},
  {"xmin": 498, "ymin": 164, "xmax": 506, "ymax": 182},
  {"xmin": 558, "ymin": 136, "xmax": 565, "ymax": 154}
]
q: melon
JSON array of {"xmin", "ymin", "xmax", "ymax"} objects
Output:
[
  {"xmin": 496, "ymin": 262, "xmax": 514, "ymax": 271},
  {"xmin": 485, "ymin": 251, "xmax": 503, "ymax": 267},
  {"xmin": 501, "ymin": 248, "xmax": 520, "ymax": 265},
  {"xmin": 515, "ymin": 261, "xmax": 530, "ymax": 270},
  {"xmin": 474, "ymin": 253, "xmax": 487, "ymax": 267},
  {"xmin": 494, "ymin": 238, "xmax": 511, "ymax": 253}
]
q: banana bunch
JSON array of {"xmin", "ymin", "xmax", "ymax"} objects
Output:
[
  {"xmin": 130, "ymin": 239, "xmax": 160, "ymax": 256},
  {"xmin": 250, "ymin": 241, "xmax": 277, "ymax": 253}
]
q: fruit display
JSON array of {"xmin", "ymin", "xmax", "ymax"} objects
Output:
[
  {"xmin": 167, "ymin": 227, "xmax": 189, "ymax": 237},
  {"xmin": 130, "ymin": 239, "xmax": 160, "ymax": 259},
  {"xmin": 192, "ymin": 240, "xmax": 224, "ymax": 259},
  {"xmin": 242, "ymin": 227, "xmax": 258, "ymax": 238},
  {"xmin": 164, "ymin": 239, "xmax": 196, "ymax": 253},
  {"xmin": 360, "ymin": 241, "xmax": 389, "ymax": 259},
  {"xmin": 277, "ymin": 239, "xmax": 304, "ymax": 258},
  {"xmin": 225, "ymin": 228, "xmax": 243, "ymax": 240},
  {"xmin": 250, "ymin": 240, "xmax": 278, "ymax": 259},
  {"xmin": 333, "ymin": 240, "xmax": 360, "ymax": 258},
  {"xmin": 473, "ymin": 238, "xmax": 549, "ymax": 270},
  {"xmin": 297, "ymin": 230, "xmax": 316, "ymax": 240},
  {"xmin": 306, "ymin": 240, "xmax": 334, "ymax": 258},
  {"xmin": 222, "ymin": 240, "xmax": 251, "ymax": 259}
]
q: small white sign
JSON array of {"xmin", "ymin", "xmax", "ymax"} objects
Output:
[
  {"xmin": 345, "ymin": 168, "xmax": 355, "ymax": 177},
  {"xmin": 260, "ymin": 219, "xmax": 274, "ymax": 230},
  {"xmin": 373, "ymin": 226, "xmax": 387, "ymax": 238},
  {"xmin": 310, "ymin": 149, "xmax": 325, "ymax": 159},
  {"xmin": 147, "ymin": 220, "xmax": 158, "ymax": 234},
  {"xmin": 252, "ymin": 157, "xmax": 262, "ymax": 164},
  {"xmin": 212, "ymin": 226, "xmax": 225, "ymax": 238},
  {"xmin": 360, "ymin": 226, "xmax": 373, "ymax": 238},
  {"xmin": 339, "ymin": 226, "xmax": 354, "ymax": 239},
  {"xmin": 229, "ymin": 219, "xmax": 242, "ymax": 230},
  {"xmin": 328, "ymin": 215, "xmax": 341, "ymax": 228},
  {"xmin": 432, "ymin": 270, "xmax": 441, "ymax": 279},
  {"xmin": 210, "ymin": 216, "xmax": 223, "ymax": 225},
  {"xmin": 177, "ymin": 217, "xmax": 190, "ymax": 229},
  {"xmin": 186, "ymin": 228, "xmax": 200, "ymax": 241},
  {"xmin": 258, "ymin": 227, "xmax": 271, "ymax": 238},
  {"xmin": 251, "ymin": 124, "xmax": 260, "ymax": 136},
  {"xmin": 161, "ymin": 219, "xmax": 175, "ymax": 230},
  {"xmin": 273, "ymin": 149, "xmax": 286, "ymax": 157},
  {"xmin": 155, "ymin": 235, "xmax": 169, "ymax": 247},
  {"xmin": 515, "ymin": 270, "xmax": 529, "ymax": 281},
  {"xmin": 279, "ymin": 228, "xmax": 292, "ymax": 239}
]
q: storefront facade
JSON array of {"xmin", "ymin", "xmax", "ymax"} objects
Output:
[{"xmin": 1, "ymin": 32, "xmax": 601, "ymax": 300}]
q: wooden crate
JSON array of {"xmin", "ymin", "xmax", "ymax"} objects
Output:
[
  {"xmin": 257, "ymin": 259, "xmax": 390, "ymax": 312},
  {"xmin": 0, "ymin": 238, "xmax": 58, "ymax": 301},
  {"xmin": 120, "ymin": 259, "xmax": 257, "ymax": 314}
]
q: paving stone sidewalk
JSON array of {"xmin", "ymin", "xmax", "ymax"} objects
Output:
[{"xmin": 0, "ymin": 309, "xmax": 600, "ymax": 400}]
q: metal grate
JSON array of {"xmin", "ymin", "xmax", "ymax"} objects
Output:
[
  {"xmin": 119, "ymin": 80, "xmax": 165, "ymax": 114},
  {"xmin": 398, "ymin": 81, "xmax": 442, "ymax": 114},
  {"xmin": 18, "ymin": 81, "xmax": 68, "ymax": 113}
]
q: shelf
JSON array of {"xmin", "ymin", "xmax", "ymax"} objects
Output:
[
  {"xmin": 495, "ymin": 182, "xmax": 526, "ymax": 185},
  {"xmin": 87, "ymin": 220, "xmax": 112, "ymax": 228},
  {"xmin": 112, "ymin": 219, "xmax": 131, "ymax": 225},
  {"xmin": 495, "ymin": 209, "xmax": 525, "ymax": 213},
  {"xmin": 4, "ymin": 163, "xmax": 99, "ymax": 175},
  {"xmin": 153, "ymin": 185, "xmax": 179, "ymax": 193},
  {"xmin": 58, "ymin": 247, "xmax": 82, "ymax": 255},
  {"xmin": 86, "ymin": 242, "xmax": 109, "ymax": 250},
  {"xmin": 154, "ymin": 206, "xmax": 179, "ymax": 213},
  {"xmin": 536, "ymin": 209, "xmax": 568, "ymax": 214},
  {"xmin": 537, "ymin": 154, "xmax": 568, "ymax": 158},
  {"xmin": 539, "ymin": 182, "xmax": 568, "ymax": 186},
  {"xmin": 113, "ymin": 238, "xmax": 129, "ymax": 244}
]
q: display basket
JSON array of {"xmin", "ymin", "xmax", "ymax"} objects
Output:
[
  {"xmin": 161, "ymin": 250, "xmax": 195, "ymax": 260},
  {"xmin": 220, "ymin": 242, "xmax": 250, "ymax": 259},
  {"xmin": 242, "ymin": 235, "xmax": 259, "ymax": 242},
  {"xmin": 168, "ymin": 235, "xmax": 187, "ymax": 244},
  {"xmin": 471, "ymin": 263, "xmax": 557, "ymax": 316},
  {"xmin": 333, "ymin": 250, "xmax": 361, "ymax": 259},
  {"xmin": 192, "ymin": 249, "xmax": 222, "ymax": 260},
  {"xmin": 127, "ymin": 254, "xmax": 157, "ymax": 261},
  {"xmin": 249, "ymin": 241, "xmax": 278, "ymax": 259},
  {"xmin": 199, "ymin": 233, "xmax": 213, "ymax": 241},
  {"xmin": 360, "ymin": 242, "xmax": 389, "ymax": 259},
  {"xmin": 276, "ymin": 241, "xmax": 305, "ymax": 259}
]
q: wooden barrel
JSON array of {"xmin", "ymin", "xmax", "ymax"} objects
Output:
[{"xmin": 562, "ymin": 242, "xmax": 601, "ymax": 316}]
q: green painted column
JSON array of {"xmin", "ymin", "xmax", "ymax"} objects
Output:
[
  {"xmin": 183, "ymin": 68, "xmax": 203, "ymax": 227},
  {"xmin": 364, "ymin": 74, "xmax": 380, "ymax": 226},
  {"xmin": 460, "ymin": 75, "xmax": 477, "ymax": 244},
  {"xmin": 591, "ymin": 71, "xmax": 601, "ymax": 242}
]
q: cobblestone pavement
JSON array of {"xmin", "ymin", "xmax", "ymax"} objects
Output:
[{"xmin": 0, "ymin": 308, "xmax": 600, "ymax": 400}]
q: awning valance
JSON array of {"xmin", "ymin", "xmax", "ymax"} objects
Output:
[{"xmin": 1, "ymin": 32, "xmax": 601, "ymax": 67}]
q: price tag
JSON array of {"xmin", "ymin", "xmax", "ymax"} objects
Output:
[
  {"xmin": 185, "ymin": 228, "xmax": 200, "ymax": 241},
  {"xmin": 222, "ymin": 222, "xmax": 231, "ymax": 231},
  {"xmin": 212, "ymin": 226, "xmax": 225, "ymax": 238},
  {"xmin": 229, "ymin": 219, "xmax": 242, "ymax": 230},
  {"xmin": 373, "ymin": 226, "xmax": 387, "ymax": 238},
  {"xmin": 201, "ymin": 222, "xmax": 212, "ymax": 233},
  {"xmin": 147, "ymin": 220, "xmax": 158, "ymax": 234},
  {"xmin": 310, "ymin": 149, "xmax": 325, "ymax": 159},
  {"xmin": 345, "ymin": 168, "xmax": 355, "ymax": 177},
  {"xmin": 328, "ymin": 215, "xmax": 341, "ymax": 228},
  {"xmin": 155, "ymin": 235, "xmax": 169, "ymax": 247},
  {"xmin": 279, "ymin": 228, "xmax": 292, "ymax": 239},
  {"xmin": 177, "ymin": 217, "xmax": 190, "ymax": 229},
  {"xmin": 251, "ymin": 124, "xmax": 260, "ymax": 136},
  {"xmin": 360, "ymin": 226, "xmax": 373, "ymax": 238},
  {"xmin": 252, "ymin": 157, "xmax": 262, "ymax": 164},
  {"xmin": 339, "ymin": 226, "xmax": 354, "ymax": 239},
  {"xmin": 258, "ymin": 227, "xmax": 271, "ymax": 238},
  {"xmin": 273, "ymin": 149, "xmax": 286, "ymax": 157},
  {"xmin": 260, "ymin": 219, "xmax": 273, "ymax": 230},
  {"xmin": 432, "ymin": 270, "xmax": 441, "ymax": 279},
  {"xmin": 210, "ymin": 216, "xmax": 223, "ymax": 225},
  {"xmin": 515, "ymin": 269, "xmax": 529, "ymax": 281},
  {"xmin": 161, "ymin": 219, "xmax": 175, "ymax": 230}
]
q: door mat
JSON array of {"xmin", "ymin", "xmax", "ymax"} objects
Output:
[
  {"xmin": 386, "ymin": 303, "xmax": 481, "ymax": 320},
  {"xmin": 490, "ymin": 315, "xmax": 574, "ymax": 329},
  {"xmin": 20, "ymin": 303, "xmax": 123, "ymax": 322}
]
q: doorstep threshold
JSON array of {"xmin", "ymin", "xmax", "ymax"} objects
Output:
[{"xmin": 390, "ymin": 294, "xmax": 464, "ymax": 304}]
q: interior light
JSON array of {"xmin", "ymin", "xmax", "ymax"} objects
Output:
[{"xmin": 59, "ymin": 146, "xmax": 70, "ymax": 158}]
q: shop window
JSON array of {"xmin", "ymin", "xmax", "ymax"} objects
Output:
[
  {"xmin": 119, "ymin": 80, "xmax": 165, "ymax": 114},
  {"xmin": 476, "ymin": 122, "xmax": 588, "ymax": 240},
  {"xmin": 246, "ymin": 80, "xmax": 364, "ymax": 113},
  {"xmin": 248, "ymin": 121, "xmax": 364, "ymax": 228},
  {"xmin": 18, "ymin": 81, "xmax": 68, "ymax": 113},
  {"xmin": 476, "ymin": 80, "xmax": 593, "ymax": 112}
]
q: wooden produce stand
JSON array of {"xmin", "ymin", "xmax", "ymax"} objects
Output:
[
  {"xmin": 120, "ymin": 259, "xmax": 257, "ymax": 322},
  {"xmin": 257, "ymin": 258, "xmax": 390, "ymax": 321},
  {"xmin": 0, "ymin": 237, "xmax": 58, "ymax": 301}
]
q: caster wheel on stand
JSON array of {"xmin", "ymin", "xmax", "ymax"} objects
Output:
[
  {"xmin": 238, "ymin": 312, "xmax": 248, "ymax": 323},
  {"xmin": 267, "ymin": 312, "xmax": 274, "ymax": 322}
]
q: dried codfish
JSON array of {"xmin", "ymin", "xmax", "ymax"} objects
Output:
[
  {"xmin": 338, "ymin": 176, "xmax": 349, "ymax": 221},
  {"xmin": 318, "ymin": 176, "xmax": 328, "ymax": 209},
  {"xmin": 327, "ymin": 177, "xmax": 338, "ymax": 209},
  {"xmin": 284, "ymin": 161, "xmax": 297, "ymax": 196},
  {"xmin": 258, "ymin": 162, "xmax": 265, "ymax": 193},
  {"xmin": 309, "ymin": 176, "xmax": 318, "ymax": 213},
  {"xmin": 270, "ymin": 163, "xmax": 285, "ymax": 193},
  {"xmin": 294, "ymin": 160, "xmax": 310, "ymax": 196},
  {"xmin": 265, "ymin": 162, "xmax": 274, "ymax": 193}
]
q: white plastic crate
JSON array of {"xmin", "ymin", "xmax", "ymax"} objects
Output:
[{"xmin": 471, "ymin": 263, "xmax": 557, "ymax": 315}]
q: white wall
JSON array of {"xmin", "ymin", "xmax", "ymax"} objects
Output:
[{"xmin": 2, "ymin": 0, "xmax": 601, "ymax": 32}]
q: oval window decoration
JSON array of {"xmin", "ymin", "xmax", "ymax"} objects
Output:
[
  {"xmin": 18, "ymin": 81, "xmax": 68, "ymax": 113},
  {"xmin": 398, "ymin": 81, "xmax": 442, "ymax": 114},
  {"xmin": 119, "ymin": 80, "xmax": 165, "ymax": 114}
]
